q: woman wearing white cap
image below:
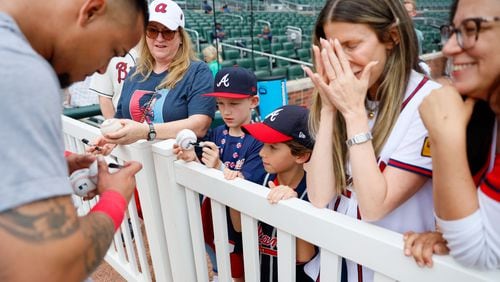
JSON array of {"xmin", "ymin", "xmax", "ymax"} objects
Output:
[{"xmin": 95, "ymin": 0, "xmax": 216, "ymax": 150}]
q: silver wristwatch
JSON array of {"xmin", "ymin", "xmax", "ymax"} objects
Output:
[{"xmin": 346, "ymin": 132, "xmax": 373, "ymax": 148}]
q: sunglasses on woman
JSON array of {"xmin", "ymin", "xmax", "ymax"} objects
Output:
[
  {"xmin": 440, "ymin": 16, "xmax": 500, "ymax": 50},
  {"xmin": 146, "ymin": 26, "xmax": 177, "ymax": 40}
]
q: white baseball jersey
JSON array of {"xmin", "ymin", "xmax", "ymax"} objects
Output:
[
  {"xmin": 89, "ymin": 48, "xmax": 138, "ymax": 109},
  {"xmin": 437, "ymin": 127, "xmax": 500, "ymax": 269},
  {"xmin": 325, "ymin": 71, "xmax": 441, "ymax": 282}
]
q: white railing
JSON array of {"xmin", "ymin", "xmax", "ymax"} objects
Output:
[
  {"xmin": 62, "ymin": 117, "xmax": 500, "ymax": 281},
  {"xmin": 62, "ymin": 116, "xmax": 171, "ymax": 282}
]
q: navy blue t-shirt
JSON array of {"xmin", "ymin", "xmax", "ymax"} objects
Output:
[
  {"xmin": 116, "ymin": 60, "xmax": 216, "ymax": 123},
  {"xmin": 205, "ymin": 125, "xmax": 266, "ymax": 184},
  {"xmin": 201, "ymin": 125, "xmax": 266, "ymax": 255},
  {"xmin": 259, "ymin": 172, "xmax": 315, "ymax": 282}
]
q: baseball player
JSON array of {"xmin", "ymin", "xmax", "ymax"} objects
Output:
[{"xmin": 89, "ymin": 48, "xmax": 138, "ymax": 119}]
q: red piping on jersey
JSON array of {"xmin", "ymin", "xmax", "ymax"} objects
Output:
[
  {"xmin": 401, "ymin": 76, "xmax": 429, "ymax": 111},
  {"xmin": 480, "ymin": 154, "xmax": 500, "ymax": 201},
  {"xmin": 388, "ymin": 159, "xmax": 432, "ymax": 177}
]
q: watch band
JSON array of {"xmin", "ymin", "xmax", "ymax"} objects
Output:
[
  {"xmin": 147, "ymin": 123, "xmax": 156, "ymax": 141},
  {"xmin": 346, "ymin": 132, "xmax": 373, "ymax": 148}
]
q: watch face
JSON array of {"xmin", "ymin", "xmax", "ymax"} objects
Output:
[{"xmin": 148, "ymin": 131, "xmax": 156, "ymax": 141}]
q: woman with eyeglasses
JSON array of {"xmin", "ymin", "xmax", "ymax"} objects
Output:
[
  {"xmin": 404, "ymin": 0, "xmax": 500, "ymax": 269},
  {"xmin": 94, "ymin": 0, "xmax": 215, "ymax": 151},
  {"xmin": 303, "ymin": 0, "xmax": 442, "ymax": 281}
]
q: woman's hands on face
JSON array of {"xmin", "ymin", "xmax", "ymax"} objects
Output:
[{"xmin": 304, "ymin": 38, "xmax": 378, "ymax": 119}]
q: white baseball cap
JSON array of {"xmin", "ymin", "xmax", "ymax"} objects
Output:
[{"xmin": 148, "ymin": 0, "xmax": 185, "ymax": 30}]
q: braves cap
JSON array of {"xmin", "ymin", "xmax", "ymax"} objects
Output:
[
  {"xmin": 242, "ymin": 105, "xmax": 314, "ymax": 149},
  {"xmin": 149, "ymin": 0, "xmax": 185, "ymax": 30},
  {"xmin": 203, "ymin": 67, "xmax": 257, "ymax": 99}
]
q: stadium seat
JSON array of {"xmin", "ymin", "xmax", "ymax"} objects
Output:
[
  {"xmin": 224, "ymin": 49, "xmax": 240, "ymax": 61},
  {"xmin": 254, "ymin": 70, "xmax": 271, "ymax": 80},
  {"xmin": 275, "ymin": 50, "xmax": 291, "ymax": 67},
  {"xmin": 220, "ymin": 60, "xmax": 236, "ymax": 68},
  {"xmin": 271, "ymin": 67, "xmax": 287, "ymax": 78},
  {"xmin": 287, "ymin": 65, "xmax": 305, "ymax": 80},
  {"xmin": 235, "ymin": 58, "xmax": 254, "ymax": 70},
  {"xmin": 296, "ymin": 48, "xmax": 311, "ymax": 63},
  {"xmin": 254, "ymin": 57, "xmax": 270, "ymax": 71},
  {"xmin": 270, "ymin": 43, "xmax": 283, "ymax": 54}
]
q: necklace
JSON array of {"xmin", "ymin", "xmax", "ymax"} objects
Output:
[{"xmin": 365, "ymin": 99, "xmax": 379, "ymax": 120}]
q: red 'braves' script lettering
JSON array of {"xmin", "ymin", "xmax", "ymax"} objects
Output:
[
  {"xmin": 155, "ymin": 3, "xmax": 167, "ymax": 13},
  {"xmin": 116, "ymin": 62, "xmax": 128, "ymax": 84},
  {"xmin": 258, "ymin": 225, "xmax": 277, "ymax": 249}
]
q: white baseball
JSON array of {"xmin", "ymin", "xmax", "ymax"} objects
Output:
[
  {"xmin": 100, "ymin": 118, "xmax": 123, "ymax": 135},
  {"xmin": 70, "ymin": 168, "xmax": 97, "ymax": 197},
  {"xmin": 176, "ymin": 129, "xmax": 197, "ymax": 150},
  {"xmin": 88, "ymin": 160, "xmax": 98, "ymax": 183}
]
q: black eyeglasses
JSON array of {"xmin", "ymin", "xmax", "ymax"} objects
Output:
[
  {"xmin": 146, "ymin": 26, "xmax": 177, "ymax": 40},
  {"xmin": 440, "ymin": 16, "xmax": 500, "ymax": 50}
]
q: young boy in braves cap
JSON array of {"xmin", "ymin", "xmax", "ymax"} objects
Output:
[
  {"xmin": 174, "ymin": 66, "xmax": 267, "ymax": 280},
  {"xmin": 242, "ymin": 105, "xmax": 318, "ymax": 282}
]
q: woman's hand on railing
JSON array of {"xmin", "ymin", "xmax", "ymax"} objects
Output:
[
  {"xmin": 403, "ymin": 231, "xmax": 450, "ymax": 268},
  {"xmin": 267, "ymin": 181, "xmax": 298, "ymax": 204}
]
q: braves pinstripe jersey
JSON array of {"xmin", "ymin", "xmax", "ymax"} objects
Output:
[{"xmin": 326, "ymin": 71, "xmax": 441, "ymax": 282}]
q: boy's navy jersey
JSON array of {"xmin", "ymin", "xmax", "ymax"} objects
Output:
[
  {"xmin": 201, "ymin": 124, "xmax": 266, "ymax": 257},
  {"xmin": 204, "ymin": 124, "xmax": 266, "ymax": 184},
  {"xmin": 259, "ymin": 172, "xmax": 316, "ymax": 282}
]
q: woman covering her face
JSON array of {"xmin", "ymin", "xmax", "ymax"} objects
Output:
[{"xmin": 303, "ymin": 0, "xmax": 441, "ymax": 280}]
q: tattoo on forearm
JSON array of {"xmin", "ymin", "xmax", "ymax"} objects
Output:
[
  {"xmin": 81, "ymin": 214, "xmax": 114, "ymax": 274},
  {"xmin": 0, "ymin": 197, "xmax": 79, "ymax": 242}
]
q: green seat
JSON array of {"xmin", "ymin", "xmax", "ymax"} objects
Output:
[
  {"xmin": 296, "ymin": 48, "xmax": 311, "ymax": 63},
  {"xmin": 254, "ymin": 57, "xmax": 270, "ymax": 71},
  {"xmin": 282, "ymin": 42, "xmax": 296, "ymax": 58},
  {"xmin": 287, "ymin": 65, "xmax": 305, "ymax": 80},
  {"xmin": 270, "ymin": 43, "xmax": 283, "ymax": 54},
  {"xmin": 63, "ymin": 104, "xmax": 102, "ymax": 120},
  {"xmin": 254, "ymin": 70, "xmax": 271, "ymax": 80},
  {"xmin": 271, "ymin": 67, "xmax": 287, "ymax": 78},
  {"xmin": 220, "ymin": 60, "xmax": 236, "ymax": 68},
  {"xmin": 259, "ymin": 37, "xmax": 271, "ymax": 53},
  {"xmin": 235, "ymin": 58, "xmax": 254, "ymax": 70},
  {"xmin": 223, "ymin": 49, "xmax": 240, "ymax": 61},
  {"xmin": 275, "ymin": 50, "xmax": 291, "ymax": 67}
]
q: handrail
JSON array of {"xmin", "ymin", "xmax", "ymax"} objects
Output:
[
  {"xmin": 185, "ymin": 28, "xmax": 201, "ymax": 53},
  {"xmin": 151, "ymin": 139, "xmax": 500, "ymax": 282},
  {"xmin": 256, "ymin": 19, "xmax": 272, "ymax": 29},
  {"xmin": 220, "ymin": 42, "xmax": 313, "ymax": 67},
  {"xmin": 220, "ymin": 13, "xmax": 244, "ymax": 23}
]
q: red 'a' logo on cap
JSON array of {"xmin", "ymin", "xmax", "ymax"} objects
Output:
[{"xmin": 155, "ymin": 3, "xmax": 167, "ymax": 13}]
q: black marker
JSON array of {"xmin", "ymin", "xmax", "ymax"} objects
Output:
[
  {"xmin": 81, "ymin": 138, "xmax": 102, "ymax": 151},
  {"xmin": 189, "ymin": 141, "xmax": 219, "ymax": 148},
  {"xmin": 108, "ymin": 163, "xmax": 124, "ymax": 169}
]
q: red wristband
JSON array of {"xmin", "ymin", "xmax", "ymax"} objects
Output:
[{"xmin": 91, "ymin": 190, "xmax": 127, "ymax": 231}]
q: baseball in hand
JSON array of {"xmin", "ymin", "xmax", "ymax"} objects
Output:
[
  {"xmin": 70, "ymin": 168, "xmax": 97, "ymax": 197},
  {"xmin": 100, "ymin": 118, "xmax": 123, "ymax": 135},
  {"xmin": 176, "ymin": 129, "xmax": 197, "ymax": 150}
]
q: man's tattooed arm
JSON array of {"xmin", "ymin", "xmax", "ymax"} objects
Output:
[{"xmin": 0, "ymin": 196, "xmax": 115, "ymax": 281}]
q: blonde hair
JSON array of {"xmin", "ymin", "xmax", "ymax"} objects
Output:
[
  {"xmin": 309, "ymin": 0, "xmax": 420, "ymax": 194},
  {"xmin": 202, "ymin": 45, "xmax": 218, "ymax": 63},
  {"xmin": 133, "ymin": 28, "xmax": 198, "ymax": 89}
]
